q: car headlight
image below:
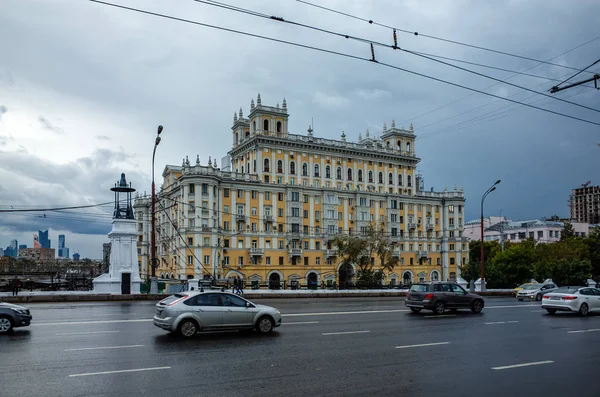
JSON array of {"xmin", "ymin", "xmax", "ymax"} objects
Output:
[
  {"xmin": 12, "ymin": 308, "xmax": 28, "ymax": 315},
  {"xmin": 276, "ymin": 310, "xmax": 281, "ymax": 315}
]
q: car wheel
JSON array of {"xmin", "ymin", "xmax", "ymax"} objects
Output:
[
  {"xmin": 471, "ymin": 300, "xmax": 484, "ymax": 314},
  {"xmin": 535, "ymin": 293, "xmax": 542, "ymax": 301},
  {"xmin": 256, "ymin": 316, "xmax": 274, "ymax": 334},
  {"xmin": 410, "ymin": 307, "xmax": 421, "ymax": 314},
  {"xmin": 177, "ymin": 319, "xmax": 198, "ymax": 338},
  {"xmin": 579, "ymin": 303, "xmax": 589, "ymax": 317},
  {"xmin": 546, "ymin": 309, "xmax": 557, "ymax": 315},
  {"xmin": 0, "ymin": 316, "xmax": 13, "ymax": 334},
  {"xmin": 433, "ymin": 300, "xmax": 445, "ymax": 315}
]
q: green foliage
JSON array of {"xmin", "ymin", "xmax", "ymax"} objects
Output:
[{"xmin": 560, "ymin": 221, "xmax": 575, "ymax": 241}]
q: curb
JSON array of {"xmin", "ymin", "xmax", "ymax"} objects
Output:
[{"xmin": 0, "ymin": 290, "xmax": 513, "ymax": 303}]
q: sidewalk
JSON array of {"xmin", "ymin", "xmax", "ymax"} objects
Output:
[{"xmin": 0, "ymin": 288, "xmax": 514, "ymax": 303}]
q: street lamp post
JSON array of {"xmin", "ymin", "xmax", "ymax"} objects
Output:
[
  {"xmin": 480, "ymin": 179, "xmax": 501, "ymax": 292},
  {"xmin": 149, "ymin": 125, "xmax": 163, "ymax": 294}
]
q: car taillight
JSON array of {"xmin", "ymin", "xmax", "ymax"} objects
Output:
[
  {"xmin": 424, "ymin": 293, "xmax": 434, "ymax": 300},
  {"xmin": 561, "ymin": 296, "xmax": 577, "ymax": 300},
  {"xmin": 543, "ymin": 295, "xmax": 550, "ymax": 299},
  {"xmin": 406, "ymin": 292, "xmax": 409, "ymax": 298}
]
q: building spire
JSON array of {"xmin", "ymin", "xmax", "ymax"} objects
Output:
[
  {"xmin": 239, "ymin": 107, "xmax": 243, "ymax": 118},
  {"xmin": 257, "ymin": 93, "xmax": 261, "ymax": 105},
  {"xmin": 391, "ymin": 119, "xmax": 396, "ymax": 128},
  {"xmin": 383, "ymin": 122, "xmax": 387, "ymax": 132},
  {"xmin": 409, "ymin": 122, "xmax": 414, "ymax": 132},
  {"xmin": 282, "ymin": 98, "xmax": 287, "ymax": 110},
  {"xmin": 196, "ymin": 155, "xmax": 200, "ymax": 165},
  {"xmin": 233, "ymin": 111, "xmax": 237, "ymax": 122},
  {"xmin": 250, "ymin": 98, "xmax": 255, "ymax": 109}
]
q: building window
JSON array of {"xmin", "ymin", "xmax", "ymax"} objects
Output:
[
  {"xmin": 277, "ymin": 121, "xmax": 282, "ymax": 133},
  {"xmin": 204, "ymin": 255, "xmax": 210, "ymax": 264},
  {"xmin": 302, "ymin": 163, "xmax": 308, "ymax": 176},
  {"xmin": 378, "ymin": 172, "xmax": 383, "ymax": 184},
  {"xmin": 336, "ymin": 167, "xmax": 342, "ymax": 180},
  {"xmin": 264, "ymin": 159, "xmax": 270, "ymax": 172},
  {"xmin": 264, "ymin": 119, "xmax": 269, "ymax": 132},
  {"xmin": 347, "ymin": 168, "xmax": 353, "ymax": 181},
  {"xmin": 290, "ymin": 161, "xmax": 296, "ymax": 175},
  {"xmin": 357, "ymin": 169, "xmax": 363, "ymax": 182},
  {"xmin": 189, "ymin": 184, "xmax": 195, "ymax": 194},
  {"xmin": 407, "ymin": 175, "xmax": 412, "ymax": 187},
  {"xmin": 187, "ymin": 237, "xmax": 193, "ymax": 246},
  {"xmin": 277, "ymin": 160, "xmax": 283, "ymax": 173},
  {"xmin": 314, "ymin": 164, "xmax": 320, "ymax": 177},
  {"xmin": 279, "ymin": 257, "xmax": 284, "ymax": 266},
  {"xmin": 398, "ymin": 174, "xmax": 403, "ymax": 186},
  {"xmin": 388, "ymin": 173, "xmax": 393, "ymax": 185}
]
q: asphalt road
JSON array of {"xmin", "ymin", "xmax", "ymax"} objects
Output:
[{"xmin": 1, "ymin": 297, "xmax": 599, "ymax": 397}]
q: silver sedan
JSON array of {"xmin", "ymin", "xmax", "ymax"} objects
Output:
[
  {"xmin": 541, "ymin": 286, "xmax": 600, "ymax": 316},
  {"xmin": 153, "ymin": 291, "xmax": 282, "ymax": 338}
]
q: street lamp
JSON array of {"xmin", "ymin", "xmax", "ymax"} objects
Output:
[
  {"xmin": 480, "ymin": 179, "xmax": 501, "ymax": 292},
  {"xmin": 150, "ymin": 125, "xmax": 163, "ymax": 294}
]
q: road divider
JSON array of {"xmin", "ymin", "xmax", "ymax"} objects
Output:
[
  {"xmin": 69, "ymin": 366, "xmax": 171, "ymax": 377},
  {"xmin": 395, "ymin": 342, "xmax": 450, "ymax": 349},
  {"xmin": 491, "ymin": 361, "xmax": 554, "ymax": 370}
]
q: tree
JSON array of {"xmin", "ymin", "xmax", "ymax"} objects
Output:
[
  {"xmin": 333, "ymin": 227, "xmax": 397, "ymax": 288},
  {"xmin": 487, "ymin": 242, "xmax": 535, "ymax": 288},
  {"xmin": 458, "ymin": 260, "xmax": 479, "ymax": 283},
  {"xmin": 561, "ymin": 221, "xmax": 575, "ymax": 241},
  {"xmin": 586, "ymin": 226, "xmax": 600, "ymax": 279}
]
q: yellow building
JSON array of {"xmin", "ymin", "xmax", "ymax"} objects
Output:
[{"xmin": 134, "ymin": 94, "xmax": 467, "ymax": 288}]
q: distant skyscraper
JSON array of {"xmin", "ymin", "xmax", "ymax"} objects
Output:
[
  {"xmin": 37, "ymin": 230, "xmax": 50, "ymax": 249},
  {"xmin": 73, "ymin": 252, "xmax": 80, "ymax": 262},
  {"xmin": 10, "ymin": 240, "xmax": 18, "ymax": 251},
  {"xmin": 3, "ymin": 239, "xmax": 19, "ymax": 257},
  {"xmin": 18, "ymin": 245, "xmax": 27, "ymax": 250},
  {"xmin": 57, "ymin": 234, "xmax": 69, "ymax": 258}
]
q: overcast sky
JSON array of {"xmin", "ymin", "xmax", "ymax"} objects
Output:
[{"xmin": 1, "ymin": 0, "xmax": 599, "ymax": 258}]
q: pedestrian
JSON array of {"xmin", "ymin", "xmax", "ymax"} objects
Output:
[
  {"xmin": 11, "ymin": 275, "xmax": 20, "ymax": 296},
  {"xmin": 233, "ymin": 276, "xmax": 239, "ymax": 294},
  {"xmin": 238, "ymin": 277, "xmax": 244, "ymax": 295}
]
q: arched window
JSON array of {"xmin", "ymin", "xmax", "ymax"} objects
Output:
[
  {"xmin": 264, "ymin": 119, "xmax": 269, "ymax": 132},
  {"xmin": 378, "ymin": 172, "xmax": 383, "ymax": 184},
  {"xmin": 277, "ymin": 121, "xmax": 282, "ymax": 133},
  {"xmin": 368, "ymin": 171, "xmax": 373, "ymax": 183},
  {"xmin": 314, "ymin": 164, "xmax": 320, "ymax": 177},
  {"xmin": 245, "ymin": 130, "xmax": 250, "ymax": 137},
  {"xmin": 325, "ymin": 166, "xmax": 331, "ymax": 178},
  {"xmin": 263, "ymin": 159, "xmax": 270, "ymax": 172},
  {"xmin": 388, "ymin": 173, "xmax": 393, "ymax": 185},
  {"xmin": 407, "ymin": 175, "xmax": 412, "ymax": 187},
  {"xmin": 406, "ymin": 142, "xmax": 411, "ymax": 153},
  {"xmin": 235, "ymin": 133, "xmax": 239, "ymax": 144},
  {"xmin": 347, "ymin": 168, "xmax": 353, "ymax": 181},
  {"xmin": 398, "ymin": 174, "xmax": 403, "ymax": 186},
  {"xmin": 252, "ymin": 121, "xmax": 256, "ymax": 133},
  {"xmin": 290, "ymin": 161, "xmax": 296, "ymax": 175},
  {"xmin": 386, "ymin": 141, "xmax": 390, "ymax": 148},
  {"xmin": 397, "ymin": 141, "xmax": 402, "ymax": 150},
  {"xmin": 253, "ymin": 159, "xmax": 256, "ymax": 172},
  {"xmin": 336, "ymin": 167, "xmax": 342, "ymax": 180},
  {"xmin": 358, "ymin": 169, "xmax": 363, "ymax": 182},
  {"xmin": 241, "ymin": 165, "xmax": 244, "ymax": 173},
  {"xmin": 277, "ymin": 160, "xmax": 283, "ymax": 173},
  {"xmin": 431, "ymin": 270, "xmax": 440, "ymax": 282},
  {"xmin": 302, "ymin": 163, "xmax": 308, "ymax": 176}
]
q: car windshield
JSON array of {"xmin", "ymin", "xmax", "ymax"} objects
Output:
[
  {"xmin": 409, "ymin": 284, "xmax": 428, "ymax": 292},
  {"xmin": 553, "ymin": 287, "xmax": 583, "ymax": 294},
  {"xmin": 518, "ymin": 283, "xmax": 538, "ymax": 289}
]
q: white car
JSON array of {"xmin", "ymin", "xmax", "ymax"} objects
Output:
[
  {"xmin": 541, "ymin": 286, "xmax": 600, "ymax": 316},
  {"xmin": 516, "ymin": 282, "xmax": 558, "ymax": 301}
]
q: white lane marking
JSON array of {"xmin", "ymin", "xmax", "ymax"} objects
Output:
[
  {"xmin": 424, "ymin": 315, "xmax": 456, "ymax": 318},
  {"xmin": 491, "ymin": 361, "xmax": 554, "ymax": 370},
  {"xmin": 69, "ymin": 366, "xmax": 171, "ymax": 377},
  {"xmin": 567, "ymin": 328, "xmax": 600, "ymax": 334},
  {"xmin": 283, "ymin": 309, "xmax": 408, "ymax": 317},
  {"xmin": 55, "ymin": 331, "xmax": 120, "ymax": 336},
  {"xmin": 33, "ymin": 319, "xmax": 152, "ymax": 326},
  {"xmin": 65, "ymin": 345, "xmax": 144, "ymax": 352},
  {"xmin": 322, "ymin": 330, "xmax": 371, "ymax": 336},
  {"xmin": 396, "ymin": 342, "xmax": 450, "ymax": 349},
  {"xmin": 282, "ymin": 321, "xmax": 319, "ymax": 325},
  {"xmin": 485, "ymin": 321, "xmax": 519, "ymax": 325},
  {"xmin": 486, "ymin": 304, "xmax": 539, "ymax": 309}
]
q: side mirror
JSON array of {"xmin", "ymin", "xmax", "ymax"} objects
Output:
[{"xmin": 245, "ymin": 302, "xmax": 252, "ymax": 308}]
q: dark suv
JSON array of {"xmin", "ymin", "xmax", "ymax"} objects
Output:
[{"xmin": 405, "ymin": 282, "xmax": 485, "ymax": 315}]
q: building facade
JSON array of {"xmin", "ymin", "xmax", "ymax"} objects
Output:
[
  {"xmin": 37, "ymin": 230, "xmax": 51, "ymax": 249},
  {"xmin": 135, "ymin": 95, "xmax": 467, "ymax": 287},
  {"xmin": 57, "ymin": 234, "xmax": 70, "ymax": 259},
  {"xmin": 570, "ymin": 184, "xmax": 600, "ymax": 224},
  {"xmin": 17, "ymin": 248, "xmax": 56, "ymax": 261},
  {"xmin": 465, "ymin": 217, "xmax": 592, "ymax": 244}
]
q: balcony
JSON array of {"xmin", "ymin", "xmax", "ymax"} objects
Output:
[
  {"xmin": 408, "ymin": 223, "xmax": 417, "ymax": 229},
  {"xmin": 324, "ymin": 249, "xmax": 338, "ymax": 257},
  {"xmin": 288, "ymin": 248, "xmax": 303, "ymax": 257},
  {"xmin": 264, "ymin": 215, "xmax": 274, "ymax": 222},
  {"xmin": 250, "ymin": 248, "xmax": 264, "ymax": 256},
  {"xmin": 426, "ymin": 223, "xmax": 434, "ymax": 230},
  {"xmin": 417, "ymin": 251, "xmax": 428, "ymax": 259},
  {"xmin": 236, "ymin": 214, "xmax": 247, "ymax": 222},
  {"xmin": 392, "ymin": 249, "xmax": 401, "ymax": 258},
  {"xmin": 201, "ymin": 226, "xmax": 212, "ymax": 233}
]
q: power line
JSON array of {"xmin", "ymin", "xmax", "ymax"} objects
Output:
[
  {"xmin": 553, "ymin": 58, "xmax": 600, "ymax": 89},
  {"xmin": 193, "ymin": 0, "xmax": 600, "ymax": 115},
  {"xmin": 296, "ymin": 0, "xmax": 599, "ymax": 75},
  {"xmin": 88, "ymin": 1, "xmax": 600, "ymax": 128},
  {"xmin": 0, "ymin": 201, "xmax": 114, "ymax": 213}
]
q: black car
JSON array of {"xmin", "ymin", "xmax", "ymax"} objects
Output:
[
  {"xmin": 0, "ymin": 302, "xmax": 32, "ymax": 333},
  {"xmin": 405, "ymin": 282, "xmax": 485, "ymax": 314}
]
